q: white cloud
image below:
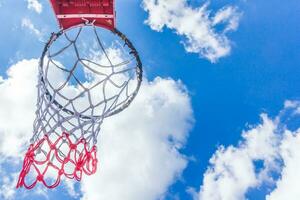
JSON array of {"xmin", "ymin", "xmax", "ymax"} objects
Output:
[
  {"xmin": 0, "ymin": 161, "xmax": 49, "ymax": 200},
  {"xmin": 142, "ymin": 0, "xmax": 241, "ymax": 62},
  {"xmin": 0, "ymin": 59, "xmax": 38, "ymax": 158},
  {"xmin": 64, "ymin": 180, "xmax": 81, "ymax": 198},
  {"xmin": 196, "ymin": 102, "xmax": 300, "ymax": 200},
  {"xmin": 213, "ymin": 6, "xmax": 240, "ymax": 33},
  {"xmin": 284, "ymin": 100, "xmax": 300, "ymax": 114},
  {"xmin": 0, "ymin": 56, "xmax": 193, "ymax": 199},
  {"xmin": 0, "ymin": 173, "xmax": 18, "ymax": 200},
  {"xmin": 80, "ymin": 77, "xmax": 193, "ymax": 200},
  {"xmin": 27, "ymin": 0, "xmax": 42, "ymax": 14},
  {"xmin": 266, "ymin": 130, "xmax": 300, "ymax": 200},
  {"xmin": 21, "ymin": 18, "xmax": 43, "ymax": 40}
]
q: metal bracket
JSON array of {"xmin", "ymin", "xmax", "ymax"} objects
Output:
[{"xmin": 82, "ymin": 18, "xmax": 96, "ymax": 26}]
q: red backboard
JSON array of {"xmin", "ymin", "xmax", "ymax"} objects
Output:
[{"xmin": 49, "ymin": 0, "xmax": 115, "ymax": 30}]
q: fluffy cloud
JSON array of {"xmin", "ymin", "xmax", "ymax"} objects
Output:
[
  {"xmin": 266, "ymin": 129, "xmax": 300, "ymax": 199},
  {"xmin": 0, "ymin": 173, "xmax": 18, "ymax": 200},
  {"xmin": 80, "ymin": 77, "xmax": 193, "ymax": 200},
  {"xmin": 196, "ymin": 101, "xmax": 300, "ymax": 200},
  {"xmin": 0, "ymin": 57, "xmax": 193, "ymax": 199},
  {"xmin": 21, "ymin": 18, "xmax": 43, "ymax": 40},
  {"xmin": 27, "ymin": 0, "xmax": 42, "ymax": 14},
  {"xmin": 260, "ymin": 128, "xmax": 300, "ymax": 200},
  {"xmin": 0, "ymin": 59, "xmax": 38, "ymax": 158},
  {"xmin": 142, "ymin": 0, "xmax": 241, "ymax": 62}
]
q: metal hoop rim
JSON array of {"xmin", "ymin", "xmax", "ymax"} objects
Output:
[{"xmin": 39, "ymin": 26, "xmax": 143, "ymax": 120}]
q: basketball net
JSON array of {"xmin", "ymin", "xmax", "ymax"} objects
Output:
[{"xmin": 17, "ymin": 26, "xmax": 142, "ymax": 189}]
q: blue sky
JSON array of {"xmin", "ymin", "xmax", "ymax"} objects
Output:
[{"xmin": 0, "ymin": 0, "xmax": 300, "ymax": 200}]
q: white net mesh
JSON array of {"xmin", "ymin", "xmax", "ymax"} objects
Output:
[{"xmin": 17, "ymin": 26, "xmax": 142, "ymax": 189}]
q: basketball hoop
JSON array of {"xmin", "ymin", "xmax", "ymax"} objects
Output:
[{"xmin": 16, "ymin": 25, "xmax": 142, "ymax": 189}]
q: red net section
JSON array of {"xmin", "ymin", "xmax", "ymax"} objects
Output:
[{"xmin": 17, "ymin": 132, "xmax": 97, "ymax": 189}]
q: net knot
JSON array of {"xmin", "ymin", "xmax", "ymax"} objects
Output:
[
  {"xmin": 59, "ymin": 169, "xmax": 64, "ymax": 175},
  {"xmin": 25, "ymin": 151, "xmax": 35, "ymax": 159},
  {"xmin": 80, "ymin": 138, "xmax": 86, "ymax": 144},
  {"xmin": 69, "ymin": 143, "xmax": 77, "ymax": 150},
  {"xmin": 37, "ymin": 175, "xmax": 43, "ymax": 182},
  {"xmin": 76, "ymin": 161, "xmax": 84, "ymax": 170},
  {"xmin": 85, "ymin": 152, "xmax": 91, "ymax": 158},
  {"xmin": 64, "ymin": 157, "xmax": 70, "ymax": 163},
  {"xmin": 62, "ymin": 132, "xmax": 69, "ymax": 137},
  {"xmin": 50, "ymin": 144, "xmax": 56, "ymax": 150}
]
